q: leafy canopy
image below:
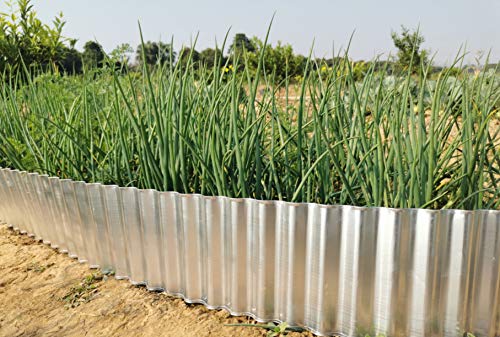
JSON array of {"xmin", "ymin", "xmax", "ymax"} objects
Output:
[
  {"xmin": 135, "ymin": 41, "xmax": 175, "ymax": 67},
  {"xmin": 228, "ymin": 33, "xmax": 255, "ymax": 55},
  {"xmin": 82, "ymin": 41, "xmax": 105, "ymax": 68},
  {"xmin": 0, "ymin": 0, "xmax": 75, "ymax": 74},
  {"xmin": 391, "ymin": 26, "xmax": 429, "ymax": 73}
]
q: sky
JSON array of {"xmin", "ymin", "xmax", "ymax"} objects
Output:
[{"xmin": 3, "ymin": 0, "xmax": 500, "ymax": 65}]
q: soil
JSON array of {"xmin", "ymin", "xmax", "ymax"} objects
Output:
[{"xmin": 0, "ymin": 225, "xmax": 313, "ymax": 337}]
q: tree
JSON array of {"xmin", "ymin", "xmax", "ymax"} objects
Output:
[
  {"xmin": 0, "ymin": 0, "xmax": 71, "ymax": 75},
  {"xmin": 199, "ymin": 48, "xmax": 225, "ymax": 68},
  {"xmin": 391, "ymin": 26, "xmax": 429, "ymax": 73},
  {"xmin": 135, "ymin": 41, "xmax": 175, "ymax": 67},
  {"xmin": 228, "ymin": 33, "xmax": 255, "ymax": 56},
  {"xmin": 177, "ymin": 47, "xmax": 200, "ymax": 69},
  {"xmin": 109, "ymin": 43, "xmax": 133, "ymax": 72},
  {"xmin": 82, "ymin": 41, "xmax": 105, "ymax": 68},
  {"xmin": 57, "ymin": 46, "xmax": 82, "ymax": 74},
  {"xmin": 263, "ymin": 41, "xmax": 299, "ymax": 81},
  {"xmin": 110, "ymin": 43, "xmax": 133, "ymax": 64},
  {"xmin": 242, "ymin": 37, "xmax": 306, "ymax": 82}
]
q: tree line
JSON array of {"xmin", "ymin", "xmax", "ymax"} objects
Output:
[{"xmin": 1, "ymin": 0, "xmax": 497, "ymax": 81}]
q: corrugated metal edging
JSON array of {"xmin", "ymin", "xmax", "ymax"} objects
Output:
[{"xmin": 0, "ymin": 167, "xmax": 499, "ymax": 337}]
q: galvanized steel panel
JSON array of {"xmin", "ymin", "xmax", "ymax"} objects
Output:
[{"xmin": 0, "ymin": 167, "xmax": 499, "ymax": 337}]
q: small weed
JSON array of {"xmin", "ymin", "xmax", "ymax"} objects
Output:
[
  {"xmin": 62, "ymin": 272, "xmax": 104, "ymax": 308},
  {"xmin": 225, "ymin": 322, "xmax": 305, "ymax": 336},
  {"xmin": 25, "ymin": 262, "xmax": 54, "ymax": 273}
]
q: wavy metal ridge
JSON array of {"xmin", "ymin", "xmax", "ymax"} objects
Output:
[{"xmin": 0, "ymin": 168, "xmax": 499, "ymax": 337}]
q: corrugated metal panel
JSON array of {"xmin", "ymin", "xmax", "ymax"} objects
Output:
[{"xmin": 0, "ymin": 167, "xmax": 498, "ymax": 337}]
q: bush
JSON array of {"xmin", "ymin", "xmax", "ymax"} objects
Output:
[{"xmin": 0, "ymin": 0, "xmax": 75, "ymax": 75}]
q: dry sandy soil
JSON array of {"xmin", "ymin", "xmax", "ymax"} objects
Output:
[{"xmin": 0, "ymin": 225, "xmax": 313, "ymax": 337}]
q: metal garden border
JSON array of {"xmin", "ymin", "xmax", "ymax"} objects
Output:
[{"xmin": 0, "ymin": 167, "xmax": 498, "ymax": 337}]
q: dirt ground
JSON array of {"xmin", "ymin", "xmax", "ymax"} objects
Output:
[{"xmin": 0, "ymin": 225, "xmax": 313, "ymax": 337}]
